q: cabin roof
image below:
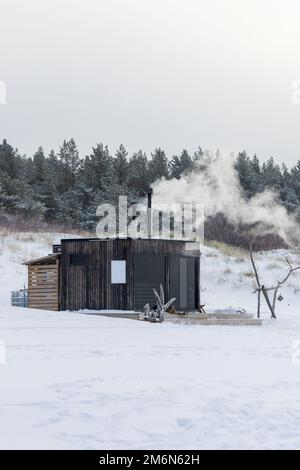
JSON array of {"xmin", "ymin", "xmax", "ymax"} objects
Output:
[
  {"xmin": 23, "ymin": 253, "xmax": 60, "ymax": 266},
  {"xmin": 60, "ymin": 237, "xmax": 197, "ymax": 243}
]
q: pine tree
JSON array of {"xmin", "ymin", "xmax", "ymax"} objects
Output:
[
  {"xmin": 148, "ymin": 148, "xmax": 169, "ymax": 183},
  {"xmin": 47, "ymin": 149, "xmax": 63, "ymax": 189},
  {"xmin": 113, "ymin": 144, "xmax": 129, "ymax": 188},
  {"xmin": 235, "ymin": 152, "xmax": 264, "ymax": 197},
  {"xmin": 280, "ymin": 162, "xmax": 299, "ymax": 210},
  {"xmin": 169, "ymin": 155, "xmax": 181, "ymax": 179},
  {"xmin": 0, "ymin": 137, "xmax": 299, "ymax": 230},
  {"xmin": 58, "ymin": 138, "xmax": 80, "ymax": 190},
  {"xmin": 81, "ymin": 143, "xmax": 114, "ymax": 193},
  {"xmin": 0, "ymin": 171, "xmax": 45, "ymax": 219},
  {"xmin": 169, "ymin": 149, "xmax": 193, "ymax": 179},
  {"xmin": 80, "ymin": 143, "xmax": 126, "ymax": 215},
  {"xmin": 31, "ymin": 147, "xmax": 47, "ymax": 185},
  {"xmin": 249, "ymin": 154, "xmax": 263, "ymax": 194},
  {"xmin": 251, "ymin": 154, "xmax": 261, "ymax": 175},
  {"xmin": 193, "ymin": 146, "xmax": 204, "ymax": 166},
  {"xmin": 57, "ymin": 183, "xmax": 96, "ymax": 229},
  {"xmin": 235, "ymin": 151, "xmax": 252, "ymax": 196},
  {"xmin": 128, "ymin": 150, "xmax": 150, "ymax": 195},
  {"xmin": 261, "ymin": 157, "xmax": 282, "ymax": 190},
  {"xmin": 0, "ymin": 139, "xmax": 21, "ymax": 179},
  {"xmin": 290, "ymin": 160, "xmax": 300, "ymax": 202}
]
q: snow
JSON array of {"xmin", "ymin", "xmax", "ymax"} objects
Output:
[
  {"xmin": 1, "ymin": 232, "xmax": 300, "ymax": 449},
  {"xmin": 79, "ymin": 310, "xmax": 137, "ymax": 314}
]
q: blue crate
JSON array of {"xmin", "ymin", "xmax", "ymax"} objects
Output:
[{"xmin": 11, "ymin": 289, "xmax": 29, "ymax": 308}]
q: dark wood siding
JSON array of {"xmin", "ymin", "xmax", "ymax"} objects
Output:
[
  {"xmin": 60, "ymin": 239, "xmax": 134, "ymax": 311},
  {"xmin": 132, "ymin": 239, "xmax": 200, "ymax": 310},
  {"xmin": 60, "ymin": 238, "xmax": 200, "ymax": 312}
]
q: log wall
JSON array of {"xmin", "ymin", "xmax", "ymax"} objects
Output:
[{"xmin": 28, "ymin": 262, "xmax": 59, "ymax": 311}]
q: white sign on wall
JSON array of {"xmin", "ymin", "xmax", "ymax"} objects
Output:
[{"xmin": 111, "ymin": 260, "xmax": 126, "ymax": 284}]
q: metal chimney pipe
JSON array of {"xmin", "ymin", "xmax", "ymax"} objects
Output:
[
  {"xmin": 147, "ymin": 188, "xmax": 153, "ymax": 238},
  {"xmin": 147, "ymin": 189, "xmax": 152, "ymax": 209}
]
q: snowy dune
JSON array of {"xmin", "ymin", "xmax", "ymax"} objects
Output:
[{"xmin": 0, "ymin": 232, "xmax": 300, "ymax": 449}]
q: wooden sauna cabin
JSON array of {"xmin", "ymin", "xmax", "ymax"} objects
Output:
[{"xmin": 24, "ymin": 238, "xmax": 201, "ymax": 312}]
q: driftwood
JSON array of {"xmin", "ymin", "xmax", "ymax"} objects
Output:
[{"xmin": 144, "ymin": 284, "xmax": 176, "ymax": 323}]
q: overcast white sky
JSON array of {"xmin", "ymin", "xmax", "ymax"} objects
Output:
[{"xmin": 1, "ymin": 0, "xmax": 300, "ymax": 164}]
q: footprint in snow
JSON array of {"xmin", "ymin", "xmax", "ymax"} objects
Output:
[{"xmin": 175, "ymin": 418, "xmax": 194, "ymax": 429}]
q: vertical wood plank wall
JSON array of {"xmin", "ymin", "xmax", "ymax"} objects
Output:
[
  {"xmin": 60, "ymin": 239, "xmax": 200, "ymax": 312},
  {"xmin": 60, "ymin": 239, "xmax": 134, "ymax": 311}
]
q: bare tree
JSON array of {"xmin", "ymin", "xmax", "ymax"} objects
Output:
[
  {"xmin": 271, "ymin": 256, "xmax": 300, "ymax": 315},
  {"xmin": 250, "ymin": 239, "xmax": 300, "ymax": 319},
  {"xmin": 250, "ymin": 239, "xmax": 276, "ymax": 318}
]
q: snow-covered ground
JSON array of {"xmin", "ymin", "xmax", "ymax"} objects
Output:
[{"xmin": 1, "ymin": 231, "xmax": 300, "ymax": 449}]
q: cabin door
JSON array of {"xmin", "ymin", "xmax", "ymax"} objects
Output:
[
  {"xmin": 134, "ymin": 254, "xmax": 166, "ymax": 309},
  {"xmin": 169, "ymin": 257, "xmax": 196, "ymax": 311},
  {"xmin": 67, "ymin": 254, "xmax": 89, "ymax": 310}
]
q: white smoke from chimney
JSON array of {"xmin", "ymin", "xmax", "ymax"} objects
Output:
[{"xmin": 152, "ymin": 151, "xmax": 300, "ymax": 246}]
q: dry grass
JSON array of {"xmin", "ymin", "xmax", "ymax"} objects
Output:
[
  {"xmin": 205, "ymin": 251, "xmax": 218, "ymax": 258},
  {"xmin": 266, "ymin": 262, "xmax": 281, "ymax": 270},
  {"xmin": 223, "ymin": 267, "xmax": 232, "ymax": 274},
  {"xmin": 5, "ymin": 242, "xmax": 22, "ymax": 254},
  {"xmin": 206, "ymin": 240, "xmax": 248, "ymax": 259},
  {"xmin": 0, "ymin": 227, "xmax": 11, "ymax": 237},
  {"xmin": 14, "ymin": 233, "xmax": 36, "ymax": 243},
  {"xmin": 234, "ymin": 257, "xmax": 246, "ymax": 263},
  {"xmin": 243, "ymin": 271, "xmax": 255, "ymax": 279},
  {"xmin": 0, "ymin": 224, "xmax": 94, "ymax": 239}
]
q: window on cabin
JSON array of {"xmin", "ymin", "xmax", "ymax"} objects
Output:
[{"xmin": 111, "ymin": 260, "xmax": 126, "ymax": 284}]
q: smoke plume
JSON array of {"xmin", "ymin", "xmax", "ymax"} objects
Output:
[{"xmin": 152, "ymin": 151, "xmax": 300, "ymax": 247}]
